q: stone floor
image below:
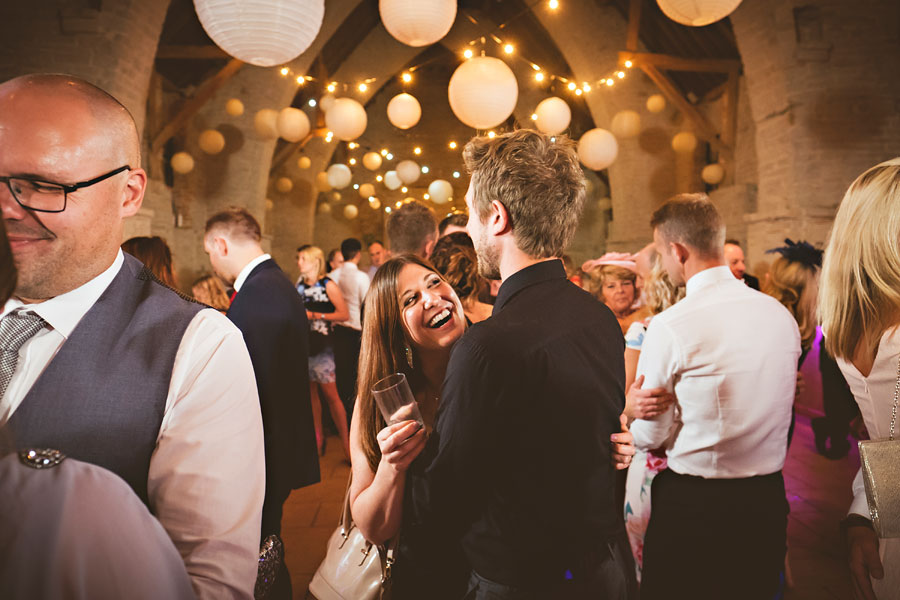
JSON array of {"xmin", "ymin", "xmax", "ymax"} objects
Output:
[{"xmin": 284, "ymin": 414, "xmax": 858, "ymax": 599}]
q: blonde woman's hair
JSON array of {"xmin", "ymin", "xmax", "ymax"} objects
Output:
[
  {"xmin": 643, "ymin": 251, "xmax": 684, "ymax": 315},
  {"xmin": 764, "ymin": 258, "xmax": 819, "ymax": 352},
  {"xmin": 298, "ymin": 245, "xmax": 326, "ymax": 285},
  {"xmin": 819, "ymin": 157, "xmax": 900, "ymax": 360},
  {"xmin": 191, "ymin": 274, "xmax": 231, "ymax": 311},
  {"xmin": 583, "ymin": 264, "xmax": 636, "ymax": 302}
]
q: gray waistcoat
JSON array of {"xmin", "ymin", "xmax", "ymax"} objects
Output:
[{"xmin": 7, "ymin": 254, "xmax": 204, "ymax": 504}]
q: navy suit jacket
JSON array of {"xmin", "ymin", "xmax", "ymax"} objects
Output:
[{"xmin": 227, "ymin": 258, "xmax": 320, "ymax": 494}]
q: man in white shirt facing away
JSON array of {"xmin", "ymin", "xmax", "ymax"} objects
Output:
[
  {"xmin": 0, "ymin": 74, "xmax": 265, "ymax": 599},
  {"xmin": 334, "ymin": 237, "xmax": 369, "ymax": 419},
  {"xmin": 630, "ymin": 193, "xmax": 800, "ymax": 599}
]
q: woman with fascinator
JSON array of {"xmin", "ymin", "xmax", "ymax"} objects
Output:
[{"xmin": 582, "ymin": 252, "xmax": 648, "ymax": 335}]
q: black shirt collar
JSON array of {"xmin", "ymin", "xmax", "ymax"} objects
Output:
[{"xmin": 493, "ymin": 259, "xmax": 566, "ymax": 315}]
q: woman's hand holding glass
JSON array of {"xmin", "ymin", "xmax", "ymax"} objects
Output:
[{"xmin": 377, "ymin": 421, "xmax": 427, "ymax": 474}]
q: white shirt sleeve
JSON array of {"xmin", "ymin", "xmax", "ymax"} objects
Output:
[
  {"xmin": 630, "ymin": 318, "xmax": 680, "ymax": 451},
  {"xmin": 848, "ymin": 467, "xmax": 870, "ymax": 518},
  {"xmin": 148, "ymin": 309, "xmax": 265, "ymax": 600},
  {"xmin": 358, "ymin": 270, "xmax": 370, "ymax": 303}
]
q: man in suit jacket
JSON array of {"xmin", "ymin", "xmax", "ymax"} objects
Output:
[{"xmin": 204, "ymin": 207, "xmax": 319, "ymax": 599}]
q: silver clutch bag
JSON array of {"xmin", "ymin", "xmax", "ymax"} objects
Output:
[{"xmin": 858, "ymin": 355, "xmax": 900, "ymax": 538}]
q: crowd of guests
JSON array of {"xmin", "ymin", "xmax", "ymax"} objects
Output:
[{"xmin": 1, "ymin": 72, "xmax": 899, "ymax": 600}]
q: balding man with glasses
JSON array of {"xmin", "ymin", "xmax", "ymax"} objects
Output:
[{"xmin": 0, "ymin": 74, "xmax": 266, "ymax": 600}]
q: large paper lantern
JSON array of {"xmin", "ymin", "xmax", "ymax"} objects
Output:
[
  {"xmin": 672, "ymin": 131, "xmax": 698, "ymax": 153},
  {"xmin": 379, "ymin": 0, "xmax": 456, "ymax": 47},
  {"xmin": 225, "ymin": 98, "xmax": 244, "ymax": 116},
  {"xmin": 324, "ymin": 98, "xmax": 367, "ymax": 141},
  {"xmin": 171, "ymin": 152, "xmax": 195, "ymax": 174},
  {"xmin": 656, "ymin": 0, "xmax": 742, "ymax": 27},
  {"xmin": 534, "ymin": 97, "xmax": 571, "ymax": 135},
  {"xmin": 327, "ymin": 163, "xmax": 352, "ymax": 189},
  {"xmin": 198, "ymin": 129, "xmax": 225, "ymax": 154},
  {"xmin": 344, "ymin": 204, "xmax": 359, "ymax": 219},
  {"xmin": 578, "ymin": 128, "xmax": 619, "ymax": 170},
  {"xmin": 611, "ymin": 110, "xmax": 641, "ymax": 139},
  {"xmin": 646, "ymin": 94, "xmax": 666, "ymax": 114},
  {"xmin": 277, "ymin": 107, "xmax": 310, "ymax": 142},
  {"xmin": 448, "ymin": 56, "xmax": 518, "ymax": 130},
  {"xmin": 387, "ymin": 93, "xmax": 422, "ymax": 130},
  {"xmin": 359, "ymin": 183, "xmax": 376, "ymax": 198},
  {"xmin": 276, "ymin": 177, "xmax": 293, "ymax": 193},
  {"xmin": 194, "ymin": 0, "xmax": 325, "ymax": 67},
  {"xmin": 316, "ymin": 171, "xmax": 332, "ymax": 192},
  {"xmin": 384, "ymin": 170, "xmax": 402, "ymax": 190},
  {"xmin": 428, "ymin": 179, "xmax": 453, "ymax": 204},
  {"xmin": 319, "ymin": 94, "xmax": 336, "ymax": 113},
  {"xmin": 254, "ymin": 109, "xmax": 279, "ymax": 139},
  {"xmin": 297, "ymin": 156, "xmax": 311, "ymax": 169},
  {"xmin": 396, "ymin": 160, "xmax": 421, "ymax": 184},
  {"xmin": 701, "ymin": 163, "xmax": 726, "ymax": 185},
  {"xmin": 363, "ymin": 152, "xmax": 383, "ymax": 171}
]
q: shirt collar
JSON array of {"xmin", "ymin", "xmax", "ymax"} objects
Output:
[
  {"xmin": 233, "ymin": 254, "xmax": 271, "ymax": 292},
  {"xmin": 493, "ymin": 259, "xmax": 566, "ymax": 314},
  {"xmin": 1, "ymin": 249, "xmax": 124, "ymax": 339},
  {"xmin": 684, "ymin": 265, "xmax": 737, "ymax": 296},
  {"xmin": 342, "ymin": 261, "xmax": 358, "ymax": 273}
]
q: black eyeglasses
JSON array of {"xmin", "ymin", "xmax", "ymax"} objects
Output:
[{"xmin": 1, "ymin": 165, "xmax": 131, "ymax": 213}]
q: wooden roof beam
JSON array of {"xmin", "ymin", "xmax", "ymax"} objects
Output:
[
  {"xmin": 625, "ymin": 0, "xmax": 642, "ymax": 52},
  {"xmin": 620, "ymin": 51, "xmax": 740, "ymax": 74}
]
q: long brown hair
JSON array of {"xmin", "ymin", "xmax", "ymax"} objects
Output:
[
  {"xmin": 356, "ymin": 254, "xmax": 439, "ymax": 473},
  {"xmin": 122, "ymin": 236, "xmax": 176, "ymax": 288}
]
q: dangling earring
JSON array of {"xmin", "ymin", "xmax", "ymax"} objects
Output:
[{"xmin": 405, "ymin": 345, "xmax": 414, "ymax": 369}]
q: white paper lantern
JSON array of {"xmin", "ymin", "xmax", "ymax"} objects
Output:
[
  {"xmin": 428, "ymin": 179, "xmax": 453, "ymax": 204},
  {"xmin": 379, "ymin": 0, "xmax": 456, "ymax": 47},
  {"xmin": 254, "ymin": 109, "xmax": 279, "ymax": 139},
  {"xmin": 316, "ymin": 171, "xmax": 332, "ymax": 192},
  {"xmin": 701, "ymin": 163, "xmax": 726, "ymax": 185},
  {"xmin": 277, "ymin": 107, "xmax": 310, "ymax": 142},
  {"xmin": 319, "ymin": 94, "xmax": 336, "ymax": 113},
  {"xmin": 396, "ymin": 160, "xmax": 421, "ymax": 184},
  {"xmin": 578, "ymin": 128, "xmax": 619, "ymax": 170},
  {"xmin": 297, "ymin": 156, "xmax": 311, "ymax": 169},
  {"xmin": 359, "ymin": 183, "xmax": 376, "ymax": 198},
  {"xmin": 324, "ymin": 98, "xmax": 367, "ymax": 141},
  {"xmin": 225, "ymin": 98, "xmax": 244, "ymax": 116},
  {"xmin": 387, "ymin": 93, "xmax": 422, "ymax": 130},
  {"xmin": 672, "ymin": 131, "xmax": 698, "ymax": 153},
  {"xmin": 656, "ymin": 0, "xmax": 742, "ymax": 27},
  {"xmin": 344, "ymin": 204, "xmax": 359, "ymax": 219},
  {"xmin": 363, "ymin": 152, "xmax": 383, "ymax": 171},
  {"xmin": 646, "ymin": 94, "xmax": 666, "ymax": 114},
  {"xmin": 171, "ymin": 152, "xmax": 195, "ymax": 174},
  {"xmin": 198, "ymin": 129, "xmax": 225, "ymax": 154},
  {"xmin": 611, "ymin": 110, "xmax": 641, "ymax": 139},
  {"xmin": 319, "ymin": 202, "xmax": 331, "ymax": 214},
  {"xmin": 448, "ymin": 56, "xmax": 518, "ymax": 130},
  {"xmin": 276, "ymin": 177, "xmax": 293, "ymax": 193},
  {"xmin": 533, "ymin": 97, "xmax": 571, "ymax": 135},
  {"xmin": 265, "ymin": 198, "xmax": 275, "ymax": 211},
  {"xmin": 369, "ymin": 197, "xmax": 382, "ymax": 210},
  {"xmin": 194, "ymin": 0, "xmax": 325, "ymax": 67},
  {"xmin": 327, "ymin": 163, "xmax": 353, "ymax": 189},
  {"xmin": 384, "ymin": 170, "xmax": 402, "ymax": 190}
]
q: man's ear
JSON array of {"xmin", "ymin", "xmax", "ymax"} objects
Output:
[
  {"xmin": 671, "ymin": 241, "xmax": 690, "ymax": 266},
  {"xmin": 120, "ymin": 167, "xmax": 147, "ymax": 217},
  {"xmin": 214, "ymin": 236, "xmax": 228, "ymax": 256},
  {"xmin": 489, "ymin": 200, "xmax": 512, "ymax": 236}
]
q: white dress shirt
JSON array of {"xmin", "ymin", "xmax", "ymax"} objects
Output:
[
  {"xmin": 631, "ymin": 266, "xmax": 801, "ymax": 478},
  {"xmin": 337, "ymin": 261, "xmax": 370, "ymax": 331},
  {"xmin": 0, "ymin": 250, "xmax": 265, "ymax": 600},
  {"xmin": 234, "ymin": 253, "xmax": 271, "ymax": 292}
]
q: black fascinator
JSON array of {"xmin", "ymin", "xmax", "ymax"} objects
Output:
[{"xmin": 765, "ymin": 239, "xmax": 823, "ymax": 268}]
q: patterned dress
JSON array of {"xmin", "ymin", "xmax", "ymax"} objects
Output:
[{"xmin": 296, "ymin": 277, "xmax": 336, "ymax": 384}]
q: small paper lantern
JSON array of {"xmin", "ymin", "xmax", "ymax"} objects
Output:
[
  {"xmin": 225, "ymin": 98, "xmax": 244, "ymax": 116},
  {"xmin": 254, "ymin": 109, "xmax": 279, "ymax": 139},
  {"xmin": 198, "ymin": 129, "xmax": 226, "ymax": 154},
  {"xmin": 369, "ymin": 197, "xmax": 382, "ymax": 210},
  {"xmin": 170, "ymin": 152, "xmax": 195, "ymax": 174},
  {"xmin": 277, "ymin": 107, "xmax": 310, "ymax": 142},
  {"xmin": 387, "ymin": 93, "xmax": 422, "ymax": 130},
  {"xmin": 578, "ymin": 128, "xmax": 619, "ymax": 170},
  {"xmin": 326, "ymin": 163, "xmax": 352, "ymax": 189},
  {"xmin": 448, "ymin": 56, "xmax": 518, "ymax": 130},
  {"xmin": 379, "ymin": 0, "xmax": 456, "ymax": 47},
  {"xmin": 194, "ymin": 0, "xmax": 325, "ymax": 67},
  {"xmin": 344, "ymin": 204, "xmax": 359, "ymax": 219},
  {"xmin": 534, "ymin": 97, "xmax": 571, "ymax": 135},
  {"xmin": 656, "ymin": 0, "xmax": 743, "ymax": 27},
  {"xmin": 611, "ymin": 110, "xmax": 641, "ymax": 139},
  {"xmin": 701, "ymin": 163, "xmax": 726, "ymax": 185},
  {"xmin": 297, "ymin": 156, "xmax": 311, "ymax": 169},
  {"xmin": 331, "ymin": 191, "xmax": 342, "ymax": 202},
  {"xmin": 324, "ymin": 98, "xmax": 367, "ymax": 141},
  {"xmin": 363, "ymin": 152, "xmax": 383, "ymax": 171},
  {"xmin": 384, "ymin": 170, "xmax": 402, "ymax": 190},
  {"xmin": 359, "ymin": 183, "xmax": 376, "ymax": 198},
  {"xmin": 316, "ymin": 171, "xmax": 332, "ymax": 192},
  {"xmin": 428, "ymin": 179, "xmax": 453, "ymax": 204},
  {"xmin": 319, "ymin": 94, "xmax": 336, "ymax": 113},
  {"xmin": 265, "ymin": 198, "xmax": 275, "ymax": 211},
  {"xmin": 672, "ymin": 131, "xmax": 698, "ymax": 153},
  {"xmin": 646, "ymin": 94, "xmax": 666, "ymax": 114},
  {"xmin": 319, "ymin": 202, "xmax": 331, "ymax": 214},
  {"xmin": 396, "ymin": 160, "xmax": 421, "ymax": 185},
  {"xmin": 276, "ymin": 177, "xmax": 294, "ymax": 193}
]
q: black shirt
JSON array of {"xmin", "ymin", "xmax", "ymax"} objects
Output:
[{"xmin": 408, "ymin": 259, "xmax": 625, "ymax": 587}]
